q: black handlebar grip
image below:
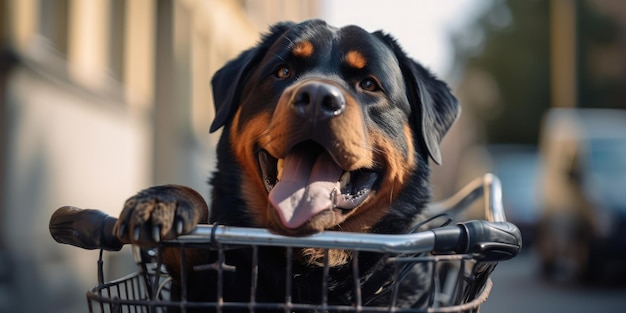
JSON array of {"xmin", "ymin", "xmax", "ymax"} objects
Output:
[
  {"xmin": 49, "ymin": 206, "xmax": 123, "ymax": 251},
  {"xmin": 461, "ymin": 220, "xmax": 522, "ymax": 261},
  {"xmin": 432, "ymin": 220, "xmax": 522, "ymax": 261},
  {"xmin": 431, "ymin": 225, "xmax": 466, "ymax": 252}
]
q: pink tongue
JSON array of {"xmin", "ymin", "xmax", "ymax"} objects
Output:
[{"xmin": 268, "ymin": 151, "xmax": 342, "ymax": 229}]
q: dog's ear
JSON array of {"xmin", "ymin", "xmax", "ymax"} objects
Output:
[
  {"xmin": 407, "ymin": 61, "xmax": 460, "ymax": 165},
  {"xmin": 210, "ymin": 22, "xmax": 294, "ymax": 133},
  {"xmin": 375, "ymin": 32, "xmax": 460, "ymax": 165},
  {"xmin": 210, "ymin": 48, "xmax": 260, "ymax": 133}
]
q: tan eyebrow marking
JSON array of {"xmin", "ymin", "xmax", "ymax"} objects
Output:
[
  {"xmin": 345, "ymin": 50, "xmax": 367, "ymax": 69},
  {"xmin": 292, "ymin": 41, "xmax": 314, "ymax": 58}
]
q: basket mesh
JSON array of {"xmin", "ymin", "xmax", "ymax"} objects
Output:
[{"xmin": 86, "ymin": 244, "xmax": 494, "ymax": 313}]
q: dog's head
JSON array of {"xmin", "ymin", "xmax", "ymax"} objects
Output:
[{"xmin": 210, "ymin": 20, "xmax": 459, "ymax": 237}]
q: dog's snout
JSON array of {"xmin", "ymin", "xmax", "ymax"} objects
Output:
[{"xmin": 291, "ymin": 82, "xmax": 346, "ymax": 120}]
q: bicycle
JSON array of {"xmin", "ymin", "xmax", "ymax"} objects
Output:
[{"xmin": 49, "ymin": 173, "xmax": 521, "ymax": 313}]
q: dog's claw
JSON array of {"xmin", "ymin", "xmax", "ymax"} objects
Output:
[
  {"xmin": 152, "ymin": 226, "xmax": 161, "ymax": 242},
  {"xmin": 118, "ymin": 223, "xmax": 127, "ymax": 238},
  {"xmin": 133, "ymin": 227, "xmax": 141, "ymax": 241},
  {"xmin": 176, "ymin": 219, "xmax": 184, "ymax": 235}
]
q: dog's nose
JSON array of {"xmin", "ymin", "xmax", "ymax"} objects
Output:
[{"xmin": 291, "ymin": 82, "xmax": 346, "ymax": 120}]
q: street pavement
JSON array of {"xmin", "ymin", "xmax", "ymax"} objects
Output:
[{"xmin": 481, "ymin": 250, "xmax": 626, "ymax": 313}]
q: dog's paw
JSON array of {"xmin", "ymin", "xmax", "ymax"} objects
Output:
[{"xmin": 114, "ymin": 185, "xmax": 208, "ymax": 246}]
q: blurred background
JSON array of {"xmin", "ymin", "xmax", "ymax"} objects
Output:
[{"xmin": 0, "ymin": 0, "xmax": 625, "ymax": 312}]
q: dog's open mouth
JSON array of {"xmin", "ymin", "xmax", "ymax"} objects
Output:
[{"xmin": 259, "ymin": 142, "xmax": 379, "ymax": 229}]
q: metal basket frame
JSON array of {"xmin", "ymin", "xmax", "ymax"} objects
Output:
[{"xmin": 86, "ymin": 174, "xmax": 509, "ymax": 313}]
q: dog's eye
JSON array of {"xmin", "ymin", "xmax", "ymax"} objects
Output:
[
  {"xmin": 360, "ymin": 77, "xmax": 381, "ymax": 92},
  {"xmin": 276, "ymin": 65, "xmax": 292, "ymax": 79}
]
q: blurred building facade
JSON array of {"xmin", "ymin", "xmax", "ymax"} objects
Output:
[{"xmin": 0, "ymin": 1, "xmax": 317, "ymax": 312}]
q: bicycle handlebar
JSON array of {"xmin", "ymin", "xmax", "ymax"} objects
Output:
[
  {"xmin": 182, "ymin": 220, "xmax": 520, "ymax": 261},
  {"xmin": 48, "ymin": 174, "xmax": 522, "ymax": 261},
  {"xmin": 431, "ymin": 220, "xmax": 520, "ymax": 261},
  {"xmin": 49, "ymin": 206, "xmax": 123, "ymax": 251}
]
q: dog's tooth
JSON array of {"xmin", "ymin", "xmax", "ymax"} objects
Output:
[
  {"xmin": 339, "ymin": 171, "xmax": 351, "ymax": 190},
  {"xmin": 277, "ymin": 158, "xmax": 284, "ymax": 180}
]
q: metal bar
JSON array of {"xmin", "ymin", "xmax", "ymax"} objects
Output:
[
  {"xmin": 284, "ymin": 247, "xmax": 293, "ymax": 313},
  {"xmin": 321, "ymin": 249, "xmax": 329, "ymax": 312},
  {"xmin": 427, "ymin": 260, "xmax": 436, "ymax": 308},
  {"xmin": 352, "ymin": 250, "xmax": 363, "ymax": 312},
  {"xmin": 179, "ymin": 243, "xmax": 188, "ymax": 313},
  {"xmin": 450, "ymin": 261, "xmax": 464, "ymax": 306},
  {"xmin": 154, "ymin": 248, "xmax": 164, "ymax": 300},
  {"xmin": 390, "ymin": 262, "xmax": 401, "ymax": 310},
  {"xmin": 483, "ymin": 174, "xmax": 506, "ymax": 222},
  {"xmin": 125, "ymin": 276, "xmax": 132, "ymax": 313},
  {"xmin": 426, "ymin": 173, "xmax": 505, "ymax": 223},
  {"xmin": 217, "ymin": 246, "xmax": 225, "ymax": 313},
  {"xmin": 249, "ymin": 245, "xmax": 258, "ymax": 313},
  {"xmin": 180, "ymin": 226, "xmax": 436, "ymax": 253}
]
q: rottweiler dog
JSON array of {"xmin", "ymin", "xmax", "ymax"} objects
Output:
[{"xmin": 114, "ymin": 19, "xmax": 459, "ymax": 311}]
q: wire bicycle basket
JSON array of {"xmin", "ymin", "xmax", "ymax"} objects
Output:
[{"xmin": 50, "ymin": 174, "xmax": 522, "ymax": 313}]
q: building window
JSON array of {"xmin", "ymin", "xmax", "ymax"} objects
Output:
[
  {"xmin": 109, "ymin": 0, "xmax": 126, "ymax": 82},
  {"xmin": 38, "ymin": 0, "xmax": 69, "ymax": 56}
]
